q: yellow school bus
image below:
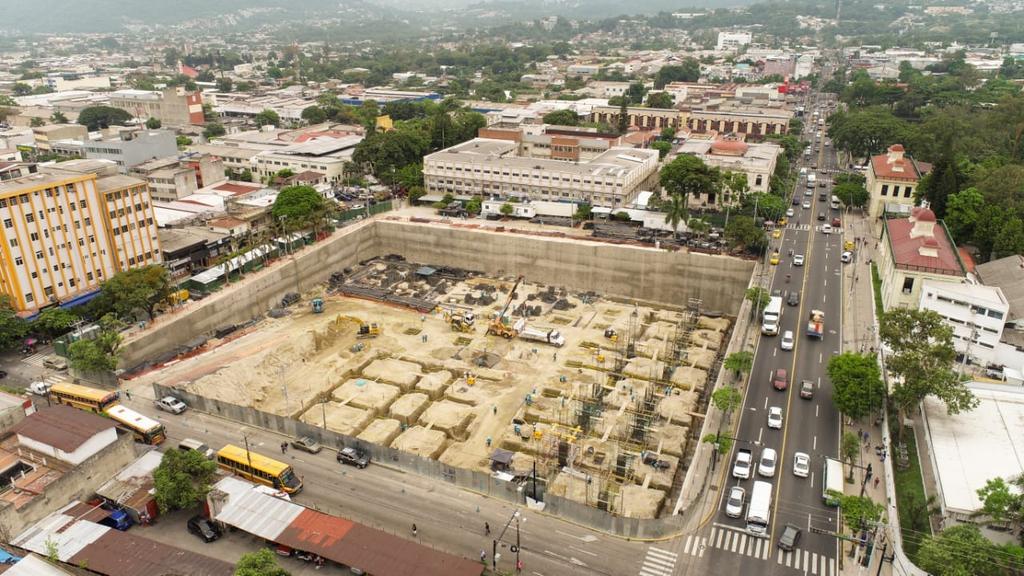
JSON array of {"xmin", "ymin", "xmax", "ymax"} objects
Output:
[
  {"xmin": 215, "ymin": 444, "xmax": 302, "ymax": 494},
  {"xmin": 48, "ymin": 382, "xmax": 120, "ymax": 413}
]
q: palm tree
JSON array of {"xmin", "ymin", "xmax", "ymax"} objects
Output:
[
  {"xmin": 688, "ymin": 217, "xmax": 711, "ymax": 239},
  {"xmin": 663, "ymin": 193, "xmax": 687, "ymax": 237}
]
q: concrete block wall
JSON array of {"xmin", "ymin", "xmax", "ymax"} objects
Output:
[
  {"xmin": 374, "ymin": 221, "xmax": 754, "ymax": 315},
  {"xmin": 0, "ymin": 433, "xmax": 137, "ymax": 538}
]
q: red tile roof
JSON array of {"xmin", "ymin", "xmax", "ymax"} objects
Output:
[
  {"xmin": 884, "ymin": 218, "xmax": 963, "ymax": 276},
  {"xmin": 14, "ymin": 405, "xmax": 114, "ymax": 452},
  {"xmin": 276, "ymin": 509, "xmax": 483, "ymax": 576},
  {"xmin": 958, "ymin": 247, "xmax": 976, "ymax": 274},
  {"xmin": 213, "ymin": 182, "xmax": 260, "ymax": 195},
  {"xmin": 870, "ymin": 145, "xmax": 926, "ymax": 182}
]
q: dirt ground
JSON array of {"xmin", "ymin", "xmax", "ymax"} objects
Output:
[{"xmin": 132, "ymin": 274, "xmax": 731, "ymax": 518}]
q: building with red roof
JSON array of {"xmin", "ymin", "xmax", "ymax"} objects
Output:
[
  {"xmin": 866, "ymin": 144, "xmax": 932, "ymax": 219},
  {"xmin": 877, "ymin": 206, "xmax": 965, "ymax": 310}
]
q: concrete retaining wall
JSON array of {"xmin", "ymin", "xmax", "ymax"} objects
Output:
[
  {"xmin": 375, "ymin": 221, "xmax": 753, "ymax": 315},
  {"xmin": 124, "ymin": 218, "xmax": 752, "ymax": 373}
]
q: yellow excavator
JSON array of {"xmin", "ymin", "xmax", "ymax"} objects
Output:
[
  {"xmin": 445, "ymin": 310, "xmax": 475, "ymax": 333},
  {"xmin": 486, "ymin": 276, "xmax": 523, "ymax": 339}
]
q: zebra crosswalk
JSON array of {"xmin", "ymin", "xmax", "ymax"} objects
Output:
[
  {"xmin": 638, "ymin": 546, "xmax": 678, "ymax": 576},
  {"xmin": 22, "ymin": 352, "xmax": 48, "ymax": 368},
  {"xmin": 678, "ymin": 525, "xmax": 836, "ymax": 575}
]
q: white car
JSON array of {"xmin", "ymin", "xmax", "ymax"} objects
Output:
[
  {"xmin": 759, "ymin": 448, "xmax": 778, "ymax": 478},
  {"xmin": 725, "ymin": 486, "xmax": 745, "ymax": 518},
  {"xmin": 821, "ymin": 224, "xmax": 833, "ymax": 234},
  {"xmin": 802, "ymin": 200, "xmax": 811, "ymax": 208},
  {"xmin": 841, "ymin": 251, "xmax": 853, "ymax": 263},
  {"xmin": 767, "ymin": 406, "xmax": 784, "ymax": 429},
  {"xmin": 28, "ymin": 381, "xmax": 52, "ymax": 396},
  {"xmin": 155, "ymin": 396, "xmax": 188, "ymax": 414},
  {"xmin": 786, "ymin": 208, "xmax": 795, "ymax": 217},
  {"xmin": 793, "ymin": 254, "xmax": 805, "ymax": 266},
  {"xmin": 780, "ymin": 330, "xmax": 794, "ymax": 351},
  {"xmin": 793, "ymin": 452, "xmax": 810, "ymax": 478}
]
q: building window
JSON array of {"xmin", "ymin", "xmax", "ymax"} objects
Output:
[
  {"xmin": 24, "ymin": 293, "xmax": 33, "ymax": 303},
  {"xmin": 25, "ymin": 213, "xmax": 34, "ymax": 223},
  {"xmin": 30, "ymin": 271, "xmax": 37, "ymax": 279},
  {"xmin": 892, "ymin": 186, "xmax": 900, "ymax": 197},
  {"xmin": 87, "ymin": 272, "xmax": 93, "ymax": 281},
  {"xmin": 901, "ymin": 277, "xmax": 914, "ymax": 294},
  {"xmin": 80, "ymin": 200, "xmax": 87, "ymax": 209},
  {"xmin": 880, "ymin": 184, "xmax": 888, "ymax": 197},
  {"xmin": 43, "ymin": 286, "xmax": 53, "ymax": 297},
  {"xmin": 14, "ymin": 256, "xmax": 22, "ymax": 265},
  {"xmin": 2, "ymin": 219, "xmax": 10, "ymax": 228},
  {"xmin": 84, "ymin": 217, "xmax": 91, "ymax": 226},
  {"xmin": 9, "ymin": 239, "xmax": 16, "ymax": 248},
  {"xmin": 904, "ymin": 187, "xmax": 913, "ymax": 198}
]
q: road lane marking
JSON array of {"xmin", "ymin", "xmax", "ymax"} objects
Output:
[
  {"xmin": 813, "ymin": 435, "xmax": 817, "ymax": 450},
  {"xmin": 810, "ymin": 471, "xmax": 816, "ymax": 489},
  {"xmin": 815, "ymin": 404, "xmax": 819, "ymax": 418},
  {"xmin": 569, "ymin": 546, "xmax": 597, "ymax": 557},
  {"xmin": 683, "ymin": 535, "xmax": 694, "ymax": 555}
]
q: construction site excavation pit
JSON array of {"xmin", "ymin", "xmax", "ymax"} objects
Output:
[{"xmin": 138, "ymin": 254, "xmax": 737, "ymax": 519}]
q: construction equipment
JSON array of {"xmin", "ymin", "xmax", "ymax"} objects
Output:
[
  {"xmin": 444, "ymin": 310, "xmax": 475, "ymax": 333},
  {"xmin": 486, "ymin": 276, "xmax": 524, "ymax": 339},
  {"xmin": 311, "ymin": 297, "xmax": 324, "ymax": 314},
  {"xmin": 357, "ymin": 323, "xmax": 381, "ymax": 339}
]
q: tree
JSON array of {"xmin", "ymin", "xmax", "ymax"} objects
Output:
[
  {"xmin": 920, "ymin": 139, "xmax": 961, "ymax": 219},
  {"xmin": 976, "ymin": 476, "xmax": 1024, "ymax": 536},
  {"xmin": 29, "ymin": 117, "xmax": 45, "ymax": 127},
  {"xmin": 651, "ymin": 140, "xmax": 672, "ymax": 159},
  {"xmin": 688, "ymin": 217, "xmax": 711, "ymax": 238},
  {"xmin": 841, "ymin": 431, "xmax": 861, "ymax": 481},
  {"xmin": 833, "ymin": 182, "xmax": 870, "ymax": 209},
  {"xmin": 726, "ymin": 216, "xmax": 766, "ymax": 252},
  {"xmin": 837, "ymin": 494, "xmax": 884, "ymax": 533},
  {"xmin": 153, "ymin": 448, "xmax": 218, "ymax": 513},
  {"xmin": 203, "ymin": 122, "xmax": 226, "ymax": 139},
  {"xmin": 11, "ymin": 82, "xmax": 32, "ymax": 96},
  {"xmin": 743, "ymin": 193, "xmax": 786, "ymax": 221},
  {"xmin": 255, "ymin": 109, "xmax": 281, "ymax": 128},
  {"xmin": 660, "ymin": 155, "xmax": 721, "ymax": 209},
  {"xmin": 702, "ymin": 433, "xmax": 733, "ymax": 455},
  {"xmin": 33, "ymin": 307, "xmax": 78, "ymax": 339},
  {"xmin": 827, "ymin": 352, "xmax": 885, "ymax": 420},
  {"xmin": 944, "ymin": 187, "xmax": 984, "ymax": 243},
  {"xmin": 626, "ymin": 82, "xmax": 647, "ymax": 105},
  {"xmin": 0, "ymin": 95, "xmax": 16, "ymax": 106},
  {"xmin": 993, "ymin": 217, "xmax": 1024, "ymax": 260},
  {"xmin": 465, "ymin": 196, "xmax": 482, "ymax": 215},
  {"xmin": 880, "ymin": 308, "xmax": 977, "ymax": 439},
  {"xmin": 711, "ymin": 386, "xmax": 743, "ymax": 413},
  {"xmin": 663, "ymin": 193, "xmax": 687, "ymax": 235},
  {"xmin": 235, "ymin": 549, "xmax": 291, "ymax": 576},
  {"xmin": 500, "ymin": 203, "xmax": 514, "ymax": 216},
  {"xmin": 67, "ymin": 315, "xmax": 123, "ymax": 373},
  {"xmin": 77, "ymin": 106, "xmax": 132, "ymax": 130},
  {"xmin": 745, "ymin": 287, "xmax": 770, "ymax": 312},
  {"xmin": 301, "ymin": 105, "xmax": 327, "ymax": 125},
  {"xmin": 541, "ymin": 109, "xmax": 579, "ymax": 126},
  {"xmin": 827, "ymin": 108, "xmax": 907, "ymax": 158},
  {"xmin": 272, "ymin": 185, "xmax": 326, "ymax": 230},
  {"xmin": 646, "ymin": 91, "xmax": 674, "ymax": 109},
  {"xmin": 101, "ymin": 265, "xmax": 171, "ymax": 321},
  {"xmin": 917, "ymin": 524, "xmax": 1024, "ymax": 576},
  {"xmin": 617, "ymin": 97, "xmax": 629, "ymax": 134},
  {"xmin": 176, "ymin": 135, "xmax": 193, "ymax": 149},
  {"xmin": 50, "ymin": 110, "xmax": 67, "ymax": 124},
  {"xmin": 145, "ymin": 117, "xmax": 162, "ymax": 129},
  {"xmin": 654, "ymin": 59, "xmax": 700, "ymax": 89},
  {"xmin": 216, "ymin": 77, "xmax": 233, "ymax": 93},
  {"xmin": 724, "ymin": 350, "xmax": 754, "ymax": 377},
  {"xmin": 0, "ymin": 295, "xmax": 28, "ymax": 351}
]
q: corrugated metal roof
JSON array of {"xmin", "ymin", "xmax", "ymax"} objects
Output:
[
  {"xmin": 68, "ymin": 529, "xmax": 234, "ymax": 576},
  {"xmin": 13, "ymin": 504, "xmax": 107, "ymax": 562},
  {"xmin": 213, "ymin": 480, "xmax": 302, "ymax": 541},
  {"xmin": 13, "ymin": 405, "xmax": 114, "ymax": 453},
  {"xmin": 96, "ymin": 450, "xmax": 162, "ymax": 505},
  {"xmin": 4, "ymin": 554, "xmax": 77, "ymax": 576}
]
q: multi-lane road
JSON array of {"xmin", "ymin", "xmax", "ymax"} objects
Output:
[{"xmin": 669, "ymin": 88, "xmax": 849, "ymax": 576}]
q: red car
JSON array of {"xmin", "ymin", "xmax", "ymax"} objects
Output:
[
  {"xmin": 831, "ymin": 216, "xmax": 841, "ymax": 227},
  {"xmin": 772, "ymin": 368, "xmax": 788, "ymax": 391}
]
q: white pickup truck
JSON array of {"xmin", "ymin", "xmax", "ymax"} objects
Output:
[{"xmin": 732, "ymin": 448, "xmax": 753, "ymax": 480}]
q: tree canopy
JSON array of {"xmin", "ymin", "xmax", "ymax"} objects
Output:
[
  {"xmin": 271, "ymin": 185, "xmax": 326, "ymax": 229},
  {"xmin": 153, "ymin": 448, "xmax": 218, "ymax": 513},
  {"xmin": 255, "ymin": 109, "xmax": 281, "ymax": 128},
  {"xmin": 0, "ymin": 296, "xmax": 28, "ymax": 351},
  {"xmin": 101, "ymin": 265, "xmax": 171, "ymax": 321},
  {"xmin": 827, "ymin": 352, "xmax": 885, "ymax": 420},
  {"xmin": 646, "ymin": 91, "xmax": 674, "ymax": 109},
  {"xmin": 660, "ymin": 155, "xmax": 722, "ymax": 207},
  {"xmin": 541, "ymin": 109, "xmax": 579, "ymax": 126},
  {"xmin": 917, "ymin": 523, "xmax": 1024, "ymax": 576},
  {"xmin": 77, "ymin": 106, "xmax": 132, "ymax": 130},
  {"xmin": 727, "ymin": 216, "xmax": 766, "ymax": 252},
  {"xmin": 654, "ymin": 59, "xmax": 700, "ymax": 89},
  {"xmin": 234, "ymin": 548, "xmax": 291, "ymax": 576},
  {"xmin": 67, "ymin": 315, "xmax": 123, "ymax": 373}
]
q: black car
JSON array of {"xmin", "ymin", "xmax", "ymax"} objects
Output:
[
  {"xmin": 337, "ymin": 447, "xmax": 370, "ymax": 469},
  {"xmin": 187, "ymin": 515, "xmax": 221, "ymax": 543},
  {"xmin": 787, "ymin": 291, "xmax": 800, "ymax": 306},
  {"xmin": 778, "ymin": 524, "xmax": 802, "ymax": 551},
  {"xmin": 817, "ymin": 211, "xmax": 826, "ymax": 221}
]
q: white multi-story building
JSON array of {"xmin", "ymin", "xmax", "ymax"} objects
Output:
[
  {"xmin": 919, "ymin": 280, "xmax": 1009, "ymax": 367},
  {"xmin": 716, "ymin": 31, "xmax": 753, "ymax": 52},
  {"xmin": 423, "ymin": 138, "xmax": 659, "ymax": 208},
  {"xmin": 0, "ymin": 160, "xmax": 161, "ymax": 313}
]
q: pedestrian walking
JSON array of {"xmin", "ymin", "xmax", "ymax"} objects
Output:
[
  {"xmin": 124, "ymin": 390, "xmax": 132, "ymax": 401},
  {"xmin": 485, "ymin": 522, "xmax": 490, "ymax": 535},
  {"xmin": 480, "ymin": 550, "xmax": 487, "ymax": 563},
  {"xmin": 412, "ymin": 523, "xmax": 418, "ymax": 537},
  {"xmin": 281, "ymin": 442, "xmax": 288, "ymax": 454},
  {"xmin": 874, "ymin": 477, "xmax": 880, "ymax": 489}
]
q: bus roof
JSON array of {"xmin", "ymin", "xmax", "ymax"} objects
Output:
[
  {"xmin": 217, "ymin": 444, "xmax": 291, "ymax": 476},
  {"xmin": 51, "ymin": 381, "xmax": 119, "ymax": 401},
  {"xmin": 105, "ymin": 404, "xmax": 162, "ymax": 432}
]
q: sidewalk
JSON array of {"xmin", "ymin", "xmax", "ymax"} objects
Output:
[{"xmin": 840, "ymin": 209, "xmax": 891, "ymax": 576}]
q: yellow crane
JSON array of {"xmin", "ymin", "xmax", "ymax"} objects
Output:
[{"xmin": 486, "ymin": 276, "xmax": 524, "ymax": 339}]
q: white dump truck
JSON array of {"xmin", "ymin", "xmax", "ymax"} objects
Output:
[{"xmin": 517, "ymin": 322, "xmax": 566, "ymax": 347}]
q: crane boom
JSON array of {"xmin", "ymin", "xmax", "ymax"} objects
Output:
[
  {"xmin": 498, "ymin": 276, "xmax": 524, "ymax": 321},
  {"xmin": 487, "ymin": 276, "xmax": 524, "ymax": 339}
]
